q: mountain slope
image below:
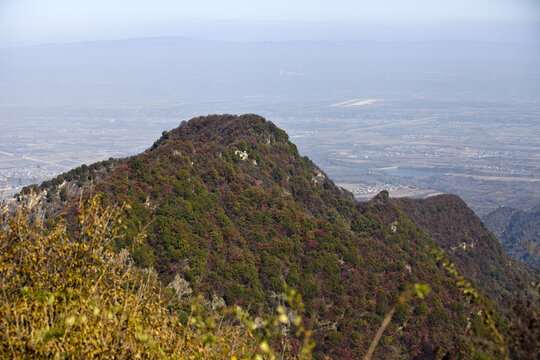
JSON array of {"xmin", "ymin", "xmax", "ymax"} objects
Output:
[
  {"xmin": 394, "ymin": 195, "xmax": 537, "ymax": 305},
  {"xmin": 94, "ymin": 114, "xmax": 466, "ymax": 358},
  {"xmin": 11, "ymin": 114, "xmax": 538, "ymax": 359},
  {"xmin": 483, "ymin": 205, "xmax": 540, "ymax": 268},
  {"xmin": 1, "ymin": 196, "xmax": 311, "ymax": 359}
]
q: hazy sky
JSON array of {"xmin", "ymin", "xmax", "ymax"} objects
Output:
[{"xmin": 1, "ymin": 0, "xmax": 539, "ymax": 46}]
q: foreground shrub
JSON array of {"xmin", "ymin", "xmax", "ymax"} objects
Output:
[{"xmin": 0, "ymin": 196, "xmax": 312, "ymax": 359}]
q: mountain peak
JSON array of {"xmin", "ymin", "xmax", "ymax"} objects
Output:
[{"xmin": 151, "ymin": 114, "xmax": 288, "ymax": 150}]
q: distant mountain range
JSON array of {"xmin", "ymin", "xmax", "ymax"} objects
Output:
[
  {"xmin": 483, "ymin": 205, "xmax": 540, "ymax": 268},
  {"xmin": 5, "ymin": 114, "xmax": 538, "ymax": 359},
  {"xmin": 3, "ymin": 37, "xmax": 539, "ymax": 106}
]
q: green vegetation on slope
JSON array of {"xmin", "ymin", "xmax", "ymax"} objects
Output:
[
  {"xmin": 0, "ymin": 195, "xmax": 313, "ymax": 359},
  {"xmin": 8, "ymin": 114, "xmax": 539, "ymax": 359},
  {"xmin": 483, "ymin": 204, "xmax": 540, "ymax": 268},
  {"xmin": 394, "ymin": 195, "xmax": 538, "ymax": 305}
]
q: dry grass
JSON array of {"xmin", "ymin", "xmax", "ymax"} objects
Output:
[{"xmin": 0, "ymin": 195, "xmax": 312, "ymax": 359}]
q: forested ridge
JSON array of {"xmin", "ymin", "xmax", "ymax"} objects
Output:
[
  {"xmin": 5, "ymin": 114, "xmax": 539, "ymax": 359},
  {"xmin": 483, "ymin": 205, "xmax": 540, "ymax": 268}
]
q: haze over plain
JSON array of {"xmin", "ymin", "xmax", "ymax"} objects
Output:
[{"xmin": 1, "ymin": 0, "xmax": 539, "ymax": 215}]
